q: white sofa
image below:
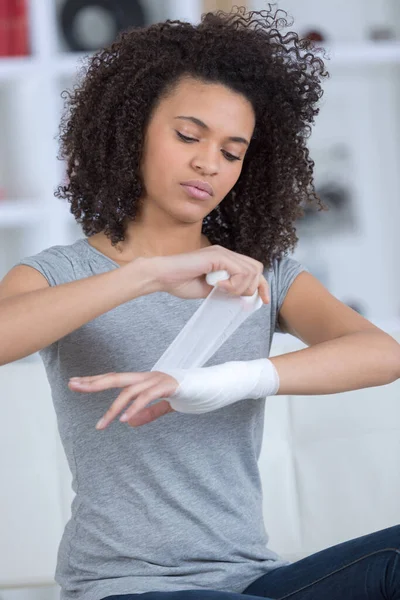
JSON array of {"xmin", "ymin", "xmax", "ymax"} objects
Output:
[{"xmin": 1, "ymin": 330, "xmax": 399, "ymax": 597}]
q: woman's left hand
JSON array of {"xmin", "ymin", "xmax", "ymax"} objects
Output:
[{"xmin": 68, "ymin": 371, "xmax": 179, "ymax": 429}]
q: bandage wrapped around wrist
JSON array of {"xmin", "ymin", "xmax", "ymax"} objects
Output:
[{"xmin": 159, "ymin": 358, "xmax": 280, "ymax": 414}]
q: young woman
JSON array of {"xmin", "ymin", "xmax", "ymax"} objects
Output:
[{"xmin": 1, "ymin": 7, "xmax": 399, "ymax": 600}]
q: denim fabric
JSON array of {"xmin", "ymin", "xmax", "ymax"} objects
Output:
[{"xmin": 102, "ymin": 524, "xmax": 400, "ymax": 600}]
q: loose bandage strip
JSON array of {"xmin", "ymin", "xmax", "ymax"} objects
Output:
[
  {"xmin": 151, "ymin": 270, "xmax": 263, "ymax": 371},
  {"xmin": 150, "ymin": 270, "xmax": 280, "ymax": 413}
]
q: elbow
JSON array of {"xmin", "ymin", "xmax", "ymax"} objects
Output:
[
  {"xmin": 387, "ymin": 364, "xmax": 400, "ymax": 385},
  {"xmin": 384, "ymin": 334, "xmax": 400, "ymax": 383},
  {"xmin": 370, "ymin": 331, "xmax": 400, "ymax": 385},
  {"xmin": 393, "ymin": 355, "xmax": 400, "ymax": 383}
]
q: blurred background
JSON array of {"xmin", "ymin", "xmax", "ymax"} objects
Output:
[
  {"xmin": 1, "ymin": 0, "xmax": 400, "ymax": 328},
  {"xmin": 1, "ymin": 0, "xmax": 400, "ymax": 598}
]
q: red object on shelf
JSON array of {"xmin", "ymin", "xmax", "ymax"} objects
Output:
[
  {"xmin": 304, "ymin": 30, "xmax": 326, "ymax": 42},
  {"xmin": 0, "ymin": 0, "xmax": 11, "ymax": 56},
  {"xmin": 8, "ymin": 0, "xmax": 29, "ymax": 56}
]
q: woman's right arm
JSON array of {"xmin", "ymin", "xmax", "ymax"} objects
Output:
[
  {"xmin": 0, "ymin": 244, "xmax": 269, "ymax": 366},
  {"xmin": 0, "ymin": 258, "xmax": 157, "ymax": 366}
]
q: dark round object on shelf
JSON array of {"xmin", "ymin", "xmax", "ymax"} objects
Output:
[
  {"xmin": 317, "ymin": 182, "xmax": 350, "ymax": 211},
  {"xmin": 60, "ymin": 0, "xmax": 146, "ymax": 52}
]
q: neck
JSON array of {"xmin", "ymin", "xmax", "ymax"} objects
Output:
[
  {"xmin": 87, "ymin": 199, "xmax": 212, "ymax": 264},
  {"xmin": 117, "ymin": 219, "xmax": 210, "ymax": 258},
  {"xmin": 88, "ymin": 219, "xmax": 211, "ymax": 266}
]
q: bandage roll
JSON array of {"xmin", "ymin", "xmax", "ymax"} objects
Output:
[
  {"xmin": 149, "ymin": 269, "xmax": 277, "ymax": 414},
  {"xmin": 151, "ymin": 270, "xmax": 263, "ymax": 372}
]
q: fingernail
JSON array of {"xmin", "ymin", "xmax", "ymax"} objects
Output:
[
  {"xmin": 70, "ymin": 377, "xmax": 80, "ymax": 381},
  {"xmin": 95, "ymin": 418, "xmax": 105, "ymax": 429},
  {"xmin": 120, "ymin": 413, "xmax": 129, "ymax": 422}
]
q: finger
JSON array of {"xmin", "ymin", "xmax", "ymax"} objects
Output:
[
  {"xmin": 258, "ymin": 275, "xmax": 270, "ymax": 304},
  {"xmin": 242, "ymin": 274, "xmax": 269, "ymax": 304},
  {"xmin": 263, "ymin": 275, "xmax": 270, "ymax": 303},
  {"xmin": 69, "ymin": 372, "xmax": 117, "ymax": 383},
  {"xmin": 217, "ymin": 271, "xmax": 248, "ymax": 295},
  {"xmin": 127, "ymin": 400, "xmax": 174, "ymax": 427},
  {"xmin": 96, "ymin": 379, "xmax": 154, "ymax": 429},
  {"xmin": 220, "ymin": 266, "xmax": 260, "ymax": 297},
  {"xmin": 69, "ymin": 372, "xmax": 147, "ymax": 392},
  {"xmin": 119, "ymin": 382, "xmax": 176, "ymax": 423},
  {"xmin": 241, "ymin": 271, "xmax": 258, "ymax": 297},
  {"xmin": 211, "ymin": 246, "xmax": 264, "ymax": 277},
  {"xmin": 95, "ymin": 372, "xmax": 172, "ymax": 428}
]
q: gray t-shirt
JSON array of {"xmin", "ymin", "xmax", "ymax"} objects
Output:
[{"xmin": 17, "ymin": 238, "xmax": 306, "ymax": 600}]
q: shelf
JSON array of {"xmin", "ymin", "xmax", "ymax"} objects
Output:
[
  {"xmin": 0, "ymin": 198, "xmax": 71, "ymax": 227},
  {"xmin": 0, "ymin": 53, "xmax": 91, "ymax": 82},
  {"xmin": 1, "ymin": 42, "xmax": 400, "ymax": 83},
  {"xmin": 0, "ymin": 199, "xmax": 48, "ymax": 227},
  {"xmin": 0, "ymin": 199, "xmax": 75, "ymax": 228},
  {"xmin": 54, "ymin": 52, "xmax": 92, "ymax": 77},
  {"xmin": 0, "ymin": 56, "xmax": 39, "ymax": 81},
  {"xmin": 324, "ymin": 41, "xmax": 400, "ymax": 65}
]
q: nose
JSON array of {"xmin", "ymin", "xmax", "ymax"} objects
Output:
[{"xmin": 191, "ymin": 146, "xmax": 219, "ymax": 176}]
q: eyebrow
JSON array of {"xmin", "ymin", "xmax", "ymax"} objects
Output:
[{"xmin": 174, "ymin": 115, "xmax": 250, "ymax": 147}]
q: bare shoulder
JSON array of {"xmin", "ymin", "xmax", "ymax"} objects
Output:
[{"xmin": 0, "ymin": 265, "xmax": 49, "ymax": 301}]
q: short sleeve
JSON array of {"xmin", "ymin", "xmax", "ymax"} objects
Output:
[
  {"xmin": 272, "ymin": 255, "xmax": 309, "ymax": 333},
  {"xmin": 15, "ymin": 246, "xmax": 78, "ymax": 287}
]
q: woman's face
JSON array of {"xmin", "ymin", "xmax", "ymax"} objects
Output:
[{"xmin": 139, "ymin": 77, "xmax": 256, "ymax": 225}]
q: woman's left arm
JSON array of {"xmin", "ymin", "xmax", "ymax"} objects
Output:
[
  {"xmin": 272, "ymin": 271, "xmax": 400, "ymax": 395},
  {"xmin": 69, "ymin": 272, "xmax": 400, "ymax": 429}
]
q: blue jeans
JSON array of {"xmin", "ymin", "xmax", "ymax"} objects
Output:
[{"xmin": 102, "ymin": 524, "xmax": 400, "ymax": 599}]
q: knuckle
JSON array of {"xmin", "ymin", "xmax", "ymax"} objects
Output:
[{"xmin": 104, "ymin": 373, "xmax": 115, "ymax": 380}]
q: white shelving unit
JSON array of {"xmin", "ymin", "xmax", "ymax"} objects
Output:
[
  {"xmin": 2, "ymin": 40, "xmax": 400, "ymax": 85},
  {"xmin": 1, "ymin": 0, "xmax": 400, "ymax": 313},
  {"xmin": 2, "ymin": 38, "xmax": 400, "ymax": 222}
]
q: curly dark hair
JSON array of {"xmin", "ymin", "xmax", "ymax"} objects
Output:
[{"xmin": 55, "ymin": 4, "xmax": 329, "ymax": 268}]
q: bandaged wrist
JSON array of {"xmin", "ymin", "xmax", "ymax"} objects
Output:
[{"xmin": 159, "ymin": 358, "xmax": 280, "ymax": 414}]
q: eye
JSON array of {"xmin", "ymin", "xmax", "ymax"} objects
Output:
[
  {"xmin": 175, "ymin": 131, "xmax": 241, "ymax": 162},
  {"xmin": 176, "ymin": 131, "xmax": 197, "ymax": 142},
  {"xmin": 222, "ymin": 151, "xmax": 241, "ymax": 162}
]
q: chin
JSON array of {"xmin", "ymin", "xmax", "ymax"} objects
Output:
[{"xmin": 173, "ymin": 197, "xmax": 208, "ymax": 212}]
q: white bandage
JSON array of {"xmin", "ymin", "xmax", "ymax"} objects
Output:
[{"xmin": 159, "ymin": 358, "xmax": 280, "ymax": 414}]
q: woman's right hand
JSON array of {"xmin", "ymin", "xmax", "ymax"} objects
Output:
[{"xmin": 145, "ymin": 245, "xmax": 270, "ymax": 303}]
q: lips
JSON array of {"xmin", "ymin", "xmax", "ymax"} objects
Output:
[
  {"xmin": 180, "ymin": 184, "xmax": 212, "ymax": 200},
  {"xmin": 180, "ymin": 179, "xmax": 214, "ymax": 196}
]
